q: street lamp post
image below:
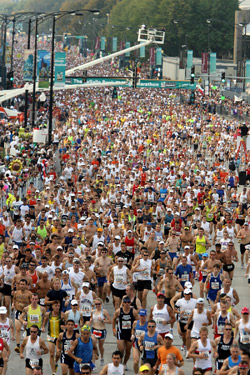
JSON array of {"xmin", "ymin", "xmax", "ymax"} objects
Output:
[
  {"xmin": 48, "ymin": 15, "xmax": 55, "ymax": 145},
  {"xmin": 10, "ymin": 16, "xmax": 15, "ymax": 72},
  {"xmin": 31, "ymin": 17, "xmax": 38, "ymax": 127},
  {"xmin": 239, "ymin": 22, "xmax": 248, "ymax": 92}
]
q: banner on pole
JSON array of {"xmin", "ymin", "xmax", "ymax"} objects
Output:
[
  {"xmin": 23, "ymin": 49, "xmax": 34, "ymax": 81},
  {"xmin": 5, "ymin": 46, "xmax": 11, "ymax": 67},
  {"xmin": 246, "ymin": 60, "xmax": 250, "ymax": 91},
  {"xmin": 140, "ymin": 41, "xmax": 145, "ymax": 58},
  {"xmin": 54, "ymin": 52, "xmax": 66, "ymax": 87},
  {"xmin": 149, "ymin": 47, "xmax": 155, "ymax": 65},
  {"xmin": 201, "ymin": 52, "xmax": 208, "ymax": 73},
  {"xmin": 95, "ymin": 37, "xmax": 100, "ymax": 50},
  {"xmin": 112, "ymin": 37, "xmax": 117, "ymax": 52},
  {"xmin": 187, "ymin": 50, "xmax": 193, "ymax": 69},
  {"xmin": 125, "ymin": 41, "xmax": 130, "ymax": 57},
  {"xmin": 156, "ymin": 48, "xmax": 162, "ymax": 66},
  {"xmin": 38, "ymin": 50, "xmax": 50, "ymax": 88},
  {"xmin": 210, "ymin": 52, "xmax": 216, "ymax": 74},
  {"xmin": 100, "ymin": 36, "xmax": 105, "ymax": 51}
]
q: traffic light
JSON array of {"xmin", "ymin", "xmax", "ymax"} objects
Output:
[
  {"xmin": 6, "ymin": 71, "xmax": 14, "ymax": 89},
  {"xmin": 83, "ymin": 70, "xmax": 87, "ymax": 83},
  {"xmin": 221, "ymin": 72, "xmax": 225, "ymax": 83},
  {"xmin": 112, "ymin": 87, "xmax": 118, "ymax": 99},
  {"xmin": 190, "ymin": 66, "xmax": 195, "ymax": 84}
]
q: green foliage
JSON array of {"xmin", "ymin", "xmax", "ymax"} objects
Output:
[{"xmin": 9, "ymin": 0, "xmax": 239, "ymax": 57}]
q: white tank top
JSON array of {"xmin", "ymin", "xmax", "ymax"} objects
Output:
[
  {"xmin": 4, "ymin": 265, "xmax": 15, "ymax": 285},
  {"xmin": 107, "ymin": 363, "xmax": 124, "ymax": 375},
  {"xmin": 220, "ymin": 287, "xmax": 235, "ymax": 304},
  {"xmin": 226, "ymin": 227, "xmax": 235, "ymax": 240},
  {"xmin": 191, "ymin": 308, "xmax": 208, "ymax": 338},
  {"xmin": 239, "ymin": 319, "xmax": 250, "ymax": 344},
  {"xmin": 12, "ymin": 226, "xmax": 23, "ymax": 242},
  {"xmin": 216, "ymin": 228, "xmax": 224, "ymax": 241},
  {"xmin": 152, "ymin": 304, "xmax": 170, "ymax": 333},
  {"xmin": 113, "ymin": 266, "xmax": 127, "ymax": 290},
  {"xmin": 23, "ymin": 223, "xmax": 33, "ymax": 240},
  {"xmin": 195, "ymin": 338, "xmax": 212, "ymax": 369},
  {"xmin": 139, "ymin": 259, "xmax": 152, "ymax": 281},
  {"xmin": 26, "ymin": 335, "xmax": 41, "ymax": 360},
  {"xmin": 0, "ymin": 318, "xmax": 10, "ymax": 343},
  {"xmin": 80, "ymin": 290, "xmax": 93, "ymax": 316}
]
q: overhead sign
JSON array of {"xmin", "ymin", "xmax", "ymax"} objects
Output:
[{"xmin": 65, "ymin": 77, "xmax": 196, "ymax": 89}]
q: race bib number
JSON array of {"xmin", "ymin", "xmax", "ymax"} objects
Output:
[
  {"xmin": 92, "ymin": 329, "xmax": 102, "ymax": 338},
  {"xmin": 81, "ymin": 304, "xmax": 91, "ymax": 316},
  {"xmin": 122, "ymin": 320, "xmax": 131, "ymax": 329},
  {"xmin": 217, "ymin": 324, "xmax": 225, "ymax": 334},
  {"xmin": 30, "ymin": 314, "xmax": 39, "ymax": 323},
  {"xmin": 207, "ymin": 213, "xmax": 213, "ymax": 219},
  {"xmin": 181, "ymin": 273, "xmax": 189, "ymax": 281},
  {"xmin": 203, "ymin": 351, "xmax": 209, "ymax": 359},
  {"xmin": 47, "ymin": 335, "xmax": 56, "ymax": 343},
  {"xmin": 144, "ymin": 341, "xmax": 155, "ymax": 350},
  {"xmin": 135, "ymin": 329, "xmax": 144, "ymax": 338},
  {"xmin": 64, "ymin": 344, "xmax": 71, "ymax": 353},
  {"xmin": 115, "ymin": 275, "xmax": 124, "ymax": 284},
  {"xmin": 30, "ymin": 359, "xmax": 39, "ymax": 369},
  {"xmin": 211, "ymin": 282, "xmax": 219, "ymax": 290},
  {"xmin": 155, "ymin": 317, "xmax": 163, "ymax": 324},
  {"xmin": 241, "ymin": 331, "xmax": 250, "ymax": 344},
  {"xmin": 39, "ymin": 298, "xmax": 45, "ymax": 306}
]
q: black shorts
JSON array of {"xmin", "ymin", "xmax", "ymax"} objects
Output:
[
  {"xmin": 239, "ymin": 341, "xmax": 250, "ymax": 353},
  {"xmin": 112, "ymin": 286, "xmax": 126, "ymax": 299},
  {"xmin": 142, "ymin": 357, "xmax": 157, "ymax": 367},
  {"xmin": 3, "ymin": 284, "xmax": 11, "ymax": 296},
  {"xmin": 223, "ymin": 263, "xmax": 235, "ymax": 272},
  {"xmin": 0, "ymin": 358, "xmax": 3, "ymax": 368},
  {"xmin": 117, "ymin": 330, "xmax": 132, "ymax": 342},
  {"xmin": 240, "ymin": 243, "xmax": 250, "ymax": 254},
  {"xmin": 133, "ymin": 282, "xmax": 138, "ymax": 291},
  {"xmin": 15, "ymin": 310, "xmax": 22, "ymax": 320},
  {"xmin": 25, "ymin": 358, "xmax": 43, "ymax": 369},
  {"xmin": 82, "ymin": 316, "xmax": 91, "ymax": 323},
  {"xmin": 137, "ymin": 280, "xmax": 151, "ymax": 292},
  {"xmin": 179, "ymin": 321, "xmax": 188, "ymax": 333},
  {"xmin": 188, "ymin": 321, "xmax": 193, "ymax": 330},
  {"xmin": 60, "ymin": 353, "xmax": 74, "ymax": 368},
  {"xmin": 236, "ymin": 219, "xmax": 245, "ymax": 226}
]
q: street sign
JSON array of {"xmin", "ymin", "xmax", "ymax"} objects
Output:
[{"xmin": 65, "ymin": 77, "xmax": 196, "ymax": 89}]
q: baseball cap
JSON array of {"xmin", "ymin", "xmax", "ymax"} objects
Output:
[
  {"xmin": 202, "ymin": 253, "xmax": 208, "ymax": 257},
  {"xmin": 68, "ymin": 228, "xmax": 74, "ymax": 233},
  {"xmin": 241, "ymin": 307, "xmax": 249, "ymax": 314},
  {"xmin": 146, "ymin": 222, "xmax": 151, "ymax": 226},
  {"xmin": 164, "ymin": 333, "xmax": 173, "ymax": 340},
  {"xmin": 0, "ymin": 306, "xmax": 7, "ymax": 314},
  {"xmin": 184, "ymin": 289, "xmax": 192, "ymax": 295},
  {"xmin": 71, "ymin": 299, "xmax": 78, "ymax": 306},
  {"xmin": 81, "ymin": 325, "xmax": 91, "ymax": 332},
  {"xmin": 13, "ymin": 245, "xmax": 19, "ymax": 249},
  {"xmin": 157, "ymin": 292, "xmax": 165, "ymax": 298},
  {"xmin": 82, "ymin": 282, "xmax": 90, "ymax": 288},
  {"xmin": 184, "ymin": 281, "xmax": 193, "ymax": 289},
  {"xmin": 197, "ymin": 298, "xmax": 204, "ymax": 303},
  {"xmin": 97, "ymin": 228, "xmax": 103, "ymax": 232},
  {"xmin": 123, "ymin": 296, "xmax": 131, "ymax": 303},
  {"xmin": 115, "ymin": 235, "xmax": 121, "ymax": 240},
  {"xmin": 139, "ymin": 365, "xmax": 150, "ymax": 372},
  {"xmin": 62, "ymin": 270, "xmax": 69, "ymax": 275},
  {"xmin": 184, "ymin": 245, "xmax": 190, "ymax": 249},
  {"xmin": 139, "ymin": 309, "xmax": 147, "ymax": 316}
]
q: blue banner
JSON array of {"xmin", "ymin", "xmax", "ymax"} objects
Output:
[
  {"xmin": 210, "ymin": 52, "xmax": 216, "ymax": 74},
  {"xmin": 246, "ymin": 60, "xmax": 250, "ymax": 89},
  {"xmin": 140, "ymin": 41, "xmax": 145, "ymax": 58},
  {"xmin": 125, "ymin": 41, "xmax": 130, "ymax": 57},
  {"xmin": 156, "ymin": 48, "xmax": 162, "ymax": 66},
  {"xmin": 187, "ymin": 50, "xmax": 193, "ymax": 69},
  {"xmin": 38, "ymin": 50, "xmax": 50, "ymax": 88},
  {"xmin": 23, "ymin": 49, "xmax": 34, "ymax": 82},
  {"xmin": 100, "ymin": 36, "xmax": 105, "ymax": 51},
  {"xmin": 112, "ymin": 37, "xmax": 117, "ymax": 52},
  {"xmin": 54, "ymin": 52, "xmax": 66, "ymax": 87}
]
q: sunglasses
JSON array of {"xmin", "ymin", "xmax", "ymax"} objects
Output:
[
  {"xmin": 30, "ymin": 330, "xmax": 37, "ymax": 333},
  {"xmin": 225, "ymin": 328, "xmax": 232, "ymax": 331},
  {"xmin": 81, "ymin": 372, "xmax": 90, "ymax": 374},
  {"xmin": 123, "ymin": 301, "xmax": 130, "ymax": 304},
  {"xmin": 148, "ymin": 325, "xmax": 155, "ymax": 328},
  {"xmin": 95, "ymin": 303, "xmax": 101, "ymax": 306}
]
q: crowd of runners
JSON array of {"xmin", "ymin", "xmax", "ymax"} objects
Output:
[{"xmin": 0, "ymin": 34, "xmax": 250, "ymax": 375}]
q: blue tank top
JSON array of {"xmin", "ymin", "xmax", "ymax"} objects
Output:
[
  {"xmin": 207, "ymin": 272, "xmax": 222, "ymax": 301},
  {"xmin": 143, "ymin": 332, "xmax": 158, "ymax": 359},
  {"xmin": 74, "ymin": 337, "xmax": 93, "ymax": 363},
  {"xmin": 134, "ymin": 320, "xmax": 148, "ymax": 347},
  {"xmin": 68, "ymin": 310, "xmax": 80, "ymax": 330},
  {"xmin": 229, "ymin": 355, "xmax": 241, "ymax": 368}
]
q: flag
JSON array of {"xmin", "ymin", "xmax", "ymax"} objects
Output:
[{"xmin": 197, "ymin": 84, "xmax": 204, "ymax": 96}]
